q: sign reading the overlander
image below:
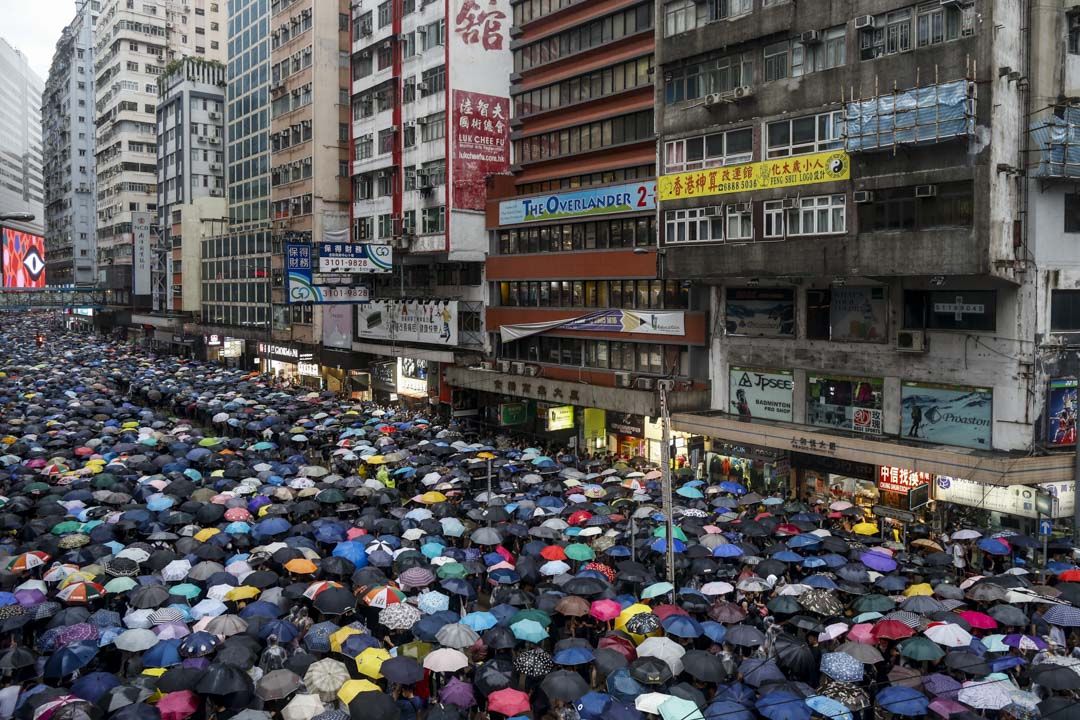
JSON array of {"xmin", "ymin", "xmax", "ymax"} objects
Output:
[{"xmin": 499, "ymin": 181, "xmax": 656, "ymax": 225}]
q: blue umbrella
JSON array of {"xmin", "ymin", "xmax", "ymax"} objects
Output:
[
  {"xmin": 258, "ymin": 619, "xmax": 299, "ymax": 643},
  {"xmin": 755, "ymin": 692, "xmax": 811, "ymax": 720},
  {"xmin": 332, "ymin": 541, "xmax": 369, "ymax": 567},
  {"xmin": 554, "ymin": 647, "xmax": 596, "ymax": 666},
  {"xmin": 803, "ymin": 575, "xmax": 838, "ymax": 590},
  {"xmin": 44, "ymin": 641, "xmax": 98, "ymax": 678},
  {"xmin": 704, "ymin": 701, "xmax": 754, "ymax": 720},
  {"xmin": 801, "ymin": 557, "xmax": 827, "ymax": 569},
  {"xmin": 820, "ymin": 652, "xmax": 863, "ymax": 683},
  {"xmin": 608, "ymin": 702, "xmax": 643, "ymax": 720},
  {"xmin": 142, "ymin": 639, "xmax": 182, "ymax": 668},
  {"xmin": 719, "ymin": 481, "xmax": 746, "ymax": 495},
  {"xmin": 576, "ymin": 692, "xmax": 612, "ymax": 720},
  {"xmin": 700, "ymin": 621, "xmax": 727, "ymax": 644},
  {"xmin": 774, "ymin": 551, "xmax": 804, "ymax": 563},
  {"xmin": 71, "ymin": 671, "xmax": 120, "ymax": 703},
  {"xmin": 787, "ymin": 535, "xmax": 821, "ymax": 549},
  {"xmin": 713, "ymin": 545, "xmax": 744, "ymax": 558},
  {"xmin": 251, "ymin": 517, "xmax": 291, "ymax": 540},
  {"xmin": 738, "ymin": 658, "xmax": 785, "ymax": 688},
  {"xmin": 304, "ymin": 621, "xmax": 340, "ymax": 653},
  {"xmin": 606, "ymin": 669, "xmax": 643, "ymax": 703},
  {"xmin": 462, "ymin": 612, "xmax": 498, "ymax": 632},
  {"xmin": 661, "ymin": 615, "xmax": 703, "ymax": 639},
  {"xmin": 978, "ymin": 538, "xmax": 1012, "ymax": 555},
  {"xmin": 875, "ymin": 687, "xmax": 929, "ymax": 717},
  {"xmin": 511, "ymin": 619, "xmax": 548, "ymax": 643},
  {"xmin": 805, "ymin": 695, "xmax": 852, "ymax": 720},
  {"xmin": 239, "ymin": 601, "xmax": 283, "ymax": 619},
  {"xmin": 650, "ymin": 538, "xmax": 687, "ymax": 553}
]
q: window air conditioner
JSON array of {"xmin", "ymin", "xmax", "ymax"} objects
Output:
[{"xmin": 896, "ymin": 330, "xmax": 927, "ymax": 352}]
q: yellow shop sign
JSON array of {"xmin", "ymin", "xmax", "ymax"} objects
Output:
[{"xmin": 657, "ymin": 150, "xmax": 850, "ymax": 202}]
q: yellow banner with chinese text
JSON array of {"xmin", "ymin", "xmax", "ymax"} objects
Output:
[{"xmin": 657, "ymin": 150, "xmax": 851, "ymax": 202}]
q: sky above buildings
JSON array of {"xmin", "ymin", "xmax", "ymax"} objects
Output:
[{"xmin": 0, "ymin": 1, "xmax": 73, "ymax": 80}]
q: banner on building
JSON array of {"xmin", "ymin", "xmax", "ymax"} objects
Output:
[
  {"xmin": 396, "ymin": 357, "xmax": 430, "ymax": 398},
  {"xmin": 830, "ymin": 287, "xmax": 888, "ymax": 343},
  {"xmin": 1047, "ymin": 378, "xmax": 1077, "ymax": 447},
  {"xmin": 584, "ymin": 408, "xmax": 606, "ymax": 440},
  {"xmin": 451, "ymin": 90, "xmax": 511, "ymax": 210},
  {"xmin": 658, "ymin": 150, "xmax": 850, "ymax": 202},
  {"xmin": 287, "ymin": 242, "xmax": 371, "ymax": 304},
  {"xmin": 877, "ymin": 466, "xmax": 932, "ymax": 494},
  {"xmin": 609, "ymin": 413, "xmax": 645, "ymax": 437},
  {"xmin": 132, "ymin": 212, "xmax": 152, "ymax": 295},
  {"xmin": 547, "ymin": 405, "xmax": 574, "ymax": 431},
  {"xmin": 901, "ymin": 381, "xmax": 992, "ymax": 450},
  {"xmin": 1, "ymin": 228, "xmax": 45, "ymax": 289},
  {"xmin": 725, "ymin": 288, "xmax": 795, "ymax": 337},
  {"xmin": 935, "ymin": 476, "xmax": 1075, "ymax": 519},
  {"xmin": 500, "ymin": 309, "xmax": 685, "ymax": 343},
  {"xmin": 322, "ymin": 305, "xmax": 354, "ymax": 350},
  {"xmin": 357, "ymin": 300, "xmax": 459, "ymax": 345},
  {"xmin": 729, "ymin": 367, "xmax": 793, "ymax": 422},
  {"xmin": 498, "ymin": 181, "xmax": 656, "ymax": 225},
  {"xmin": 499, "ymin": 403, "xmax": 527, "ymax": 426},
  {"xmin": 806, "ymin": 374, "xmax": 884, "ymax": 434},
  {"xmin": 317, "ymin": 243, "xmax": 393, "ymax": 273}
]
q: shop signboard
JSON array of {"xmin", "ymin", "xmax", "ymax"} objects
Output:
[
  {"xmin": 322, "ymin": 305, "xmax": 354, "ymax": 350},
  {"xmin": 547, "ymin": 405, "xmax": 574, "ymax": 431},
  {"xmin": 357, "ymin": 301, "xmax": 459, "ymax": 345},
  {"xmin": 830, "ymin": 287, "xmax": 888, "ymax": 343},
  {"xmin": 877, "ymin": 466, "xmax": 933, "ymax": 495},
  {"xmin": 658, "ymin": 150, "xmax": 850, "ymax": 201},
  {"xmin": 610, "ymin": 413, "xmax": 645, "ymax": 437},
  {"xmin": 498, "ymin": 403, "xmax": 527, "ymax": 426},
  {"xmin": 806, "ymin": 374, "xmax": 884, "ymax": 434},
  {"xmin": 131, "ymin": 212, "xmax": 152, "ymax": 295},
  {"xmin": 298, "ymin": 361, "xmax": 320, "ymax": 378},
  {"xmin": 584, "ymin": 408, "xmax": 606, "ymax": 440},
  {"xmin": 934, "ymin": 476, "xmax": 1075, "ymax": 519},
  {"xmin": 901, "ymin": 381, "xmax": 992, "ymax": 450},
  {"xmin": 908, "ymin": 483, "xmax": 930, "ymax": 510},
  {"xmin": 396, "ymin": 357, "xmax": 429, "ymax": 399},
  {"xmin": 725, "ymin": 288, "xmax": 795, "ymax": 337},
  {"xmin": 499, "ymin": 309, "xmax": 684, "ymax": 342},
  {"xmin": 205, "ymin": 334, "xmax": 222, "ymax": 346},
  {"xmin": 317, "ymin": 243, "xmax": 393, "ymax": 273},
  {"xmin": 258, "ymin": 343, "xmax": 300, "ymax": 362},
  {"xmin": 498, "ymin": 181, "xmax": 656, "ymax": 225},
  {"xmin": 287, "ymin": 242, "xmax": 371, "ymax": 304},
  {"xmin": 221, "ymin": 339, "xmax": 243, "ymax": 358},
  {"xmin": 873, "ymin": 505, "xmax": 915, "ymax": 524},
  {"xmin": 1047, "ymin": 378, "xmax": 1077, "ymax": 447},
  {"xmin": 729, "ymin": 367, "xmax": 793, "ymax": 422}
]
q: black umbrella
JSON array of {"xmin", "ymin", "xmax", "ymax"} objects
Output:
[
  {"xmin": 473, "ymin": 658, "xmax": 514, "ymax": 695},
  {"xmin": 540, "ymin": 669, "xmax": 590, "ymax": 701},
  {"xmin": 629, "ymin": 657, "xmax": 673, "ymax": 686},
  {"xmin": 196, "ymin": 663, "xmax": 255, "ymax": 697},
  {"xmin": 725, "ymin": 624, "xmax": 765, "ymax": 647},
  {"xmin": 944, "ymin": 651, "xmax": 991, "ymax": 677},
  {"xmin": 313, "ymin": 587, "xmax": 355, "ymax": 616},
  {"xmin": 380, "ymin": 656, "xmax": 423, "ymax": 685},
  {"xmin": 681, "ymin": 650, "xmax": 723, "ymax": 682},
  {"xmin": 773, "ymin": 634, "xmax": 815, "ymax": 677},
  {"xmin": 347, "ymin": 691, "xmax": 400, "ymax": 720},
  {"xmin": 1030, "ymin": 662, "xmax": 1080, "ymax": 690}
]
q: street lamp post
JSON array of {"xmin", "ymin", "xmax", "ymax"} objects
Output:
[{"xmin": 658, "ymin": 377, "xmax": 676, "ymax": 586}]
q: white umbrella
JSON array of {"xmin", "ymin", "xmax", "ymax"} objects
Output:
[
  {"xmin": 951, "ymin": 529, "xmax": 982, "ymax": 540},
  {"xmin": 634, "ymin": 693, "xmax": 674, "ymax": 715},
  {"xmin": 958, "ymin": 679, "xmax": 1014, "ymax": 710},
  {"xmin": 115, "ymin": 628, "xmax": 159, "ymax": 652},
  {"xmin": 423, "ymin": 647, "xmax": 469, "ymax": 672},
  {"xmin": 637, "ymin": 637, "xmax": 686, "ymax": 676},
  {"xmin": 700, "ymin": 581, "xmax": 734, "ymax": 596},
  {"xmin": 924, "ymin": 623, "xmax": 973, "ymax": 648},
  {"xmin": 282, "ymin": 694, "xmax": 324, "ymax": 720}
]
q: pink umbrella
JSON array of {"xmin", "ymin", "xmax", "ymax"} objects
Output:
[
  {"xmin": 929, "ymin": 698, "xmax": 967, "ymax": 718},
  {"xmin": 957, "ymin": 611, "xmax": 998, "ymax": 630},
  {"xmin": 224, "ymin": 507, "xmax": 251, "ymax": 522},
  {"xmin": 158, "ymin": 691, "xmax": 200, "ymax": 720},
  {"xmin": 591, "ymin": 599, "xmax": 622, "ymax": 622},
  {"xmin": 847, "ymin": 623, "xmax": 875, "ymax": 644},
  {"xmin": 153, "ymin": 622, "xmax": 191, "ymax": 640}
]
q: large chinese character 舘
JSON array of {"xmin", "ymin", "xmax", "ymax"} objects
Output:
[{"xmin": 455, "ymin": 0, "xmax": 507, "ymax": 51}]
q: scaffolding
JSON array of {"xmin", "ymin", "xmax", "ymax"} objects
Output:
[
  {"xmin": 1030, "ymin": 106, "xmax": 1080, "ymax": 179},
  {"xmin": 844, "ymin": 69, "xmax": 977, "ymax": 154}
]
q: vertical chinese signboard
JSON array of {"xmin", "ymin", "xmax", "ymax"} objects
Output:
[
  {"xmin": 132, "ymin": 212, "xmax": 152, "ymax": 295},
  {"xmin": 450, "ymin": 0, "xmax": 512, "ymax": 211}
]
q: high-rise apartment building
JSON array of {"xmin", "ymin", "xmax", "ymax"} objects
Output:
[
  {"xmin": 155, "ymin": 57, "xmax": 227, "ymax": 322},
  {"xmin": 347, "ymin": 0, "xmax": 502, "ymax": 403},
  {"xmin": 94, "ymin": 0, "xmax": 226, "ymax": 296},
  {"xmin": 43, "ymin": 1, "xmax": 100, "ymax": 286},
  {"xmin": 0, "ymin": 40, "xmax": 45, "ymax": 237}
]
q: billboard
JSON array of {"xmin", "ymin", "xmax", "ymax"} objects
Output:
[
  {"xmin": 500, "ymin": 310, "xmax": 685, "ymax": 343},
  {"xmin": 547, "ymin": 405, "xmax": 574, "ymax": 431},
  {"xmin": 449, "ymin": 0, "xmax": 512, "ymax": 211},
  {"xmin": 935, "ymin": 476, "xmax": 1075, "ymax": 520},
  {"xmin": 901, "ymin": 381, "xmax": 992, "ymax": 450},
  {"xmin": 830, "ymin": 287, "xmax": 888, "ymax": 343},
  {"xmin": 1, "ymin": 228, "xmax": 45, "ymax": 288},
  {"xmin": 729, "ymin": 367, "xmax": 793, "ymax": 422},
  {"xmin": 1047, "ymin": 378, "xmax": 1077, "ymax": 447},
  {"xmin": 725, "ymin": 288, "xmax": 795, "ymax": 337},
  {"xmin": 287, "ymin": 242, "xmax": 370, "ymax": 304},
  {"xmin": 317, "ymin": 243, "xmax": 393, "ymax": 274},
  {"xmin": 658, "ymin": 150, "xmax": 850, "ymax": 201},
  {"xmin": 322, "ymin": 305, "xmax": 354, "ymax": 350},
  {"xmin": 498, "ymin": 181, "xmax": 656, "ymax": 225},
  {"xmin": 357, "ymin": 300, "xmax": 459, "ymax": 345},
  {"xmin": 806, "ymin": 374, "xmax": 884, "ymax": 434},
  {"xmin": 132, "ymin": 212, "xmax": 152, "ymax": 295}
]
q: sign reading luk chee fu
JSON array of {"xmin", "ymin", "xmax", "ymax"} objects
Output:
[{"xmin": 658, "ymin": 150, "xmax": 850, "ymax": 202}]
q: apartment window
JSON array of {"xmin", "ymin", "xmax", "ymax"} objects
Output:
[
  {"xmin": 795, "ymin": 26, "xmax": 846, "ymax": 75},
  {"xmin": 421, "ymin": 66, "xmax": 446, "ymax": 97},
  {"xmin": 1071, "ymin": 21, "xmax": 1080, "ymax": 55},
  {"xmin": 404, "ymin": 125, "xmax": 416, "ymax": 148},
  {"xmin": 1068, "ymin": 194, "xmax": 1080, "ymax": 233},
  {"xmin": 665, "ymin": 207, "xmax": 724, "ymax": 244},
  {"xmin": 378, "ymin": 44, "xmax": 393, "ymax": 70},
  {"xmin": 763, "ymin": 41, "xmax": 789, "ymax": 81},
  {"xmin": 766, "ymin": 110, "xmax": 844, "ymax": 158},
  {"xmin": 665, "ymin": 127, "xmax": 752, "ymax": 173},
  {"xmin": 860, "ymin": 8, "xmax": 913, "ymax": 60},
  {"xmin": 716, "ymin": 0, "xmax": 751, "ymax": 19},
  {"xmin": 514, "ymin": 56, "xmax": 654, "ymax": 118},
  {"xmin": 665, "ymin": 52, "xmax": 754, "ymax": 103},
  {"xmin": 356, "ymin": 134, "xmax": 373, "ymax": 160},
  {"xmin": 1052, "ymin": 290, "xmax": 1080, "ymax": 331},
  {"xmin": 421, "ymin": 113, "xmax": 445, "ymax": 142},
  {"xmin": 378, "ymin": 213, "xmax": 395, "ymax": 238},
  {"xmin": 726, "ymin": 204, "xmax": 753, "ymax": 241},
  {"xmin": 514, "ymin": 3, "xmax": 653, "ymax": 72},
  {"xmin": 401, "ymin": 32, "xmax": 416, "ymax": 58},
  {"xmin": 378, "ymin": 1, "xmax": 392, "ymax": 27},
  {"xmin": 378, "ymin": 128, "xmax": 395, "ymax": 154},
  {"xmin": 916, "ymin": 1, "xmax": 965, "ymax": 48},
  {"xmin": 786, "ymin": 195, "xmax": 846, "ymax": 236},
  {"xmin": 859, "ymin": 182, "xmax": 974, "ymax": 232},
  {"xmin": 421, "ymin": 21, "xmax": 446, "ymax": 51},
  {"xmin": 904, "ymin": 290, "xmax": 997, "ymax": 332},
  {"xmin": 422, "ymin": 206, "xmax": 445, "ymax": 234},
  {"xmin": 514, "ymin": 111, "xmax": 653, "ymax": 163},
  {"xmin": 664, "ymin": 0, "xmax": 700, "ymax": 37}
]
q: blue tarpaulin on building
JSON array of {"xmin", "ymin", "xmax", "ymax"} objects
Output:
[
  {"xmin": 1031, "ymin": 106, "xmax": 1080, "ymax": 178},
  {"xmin": 845, "ymin": 80, "xmax": 975, "ymax": 152}
]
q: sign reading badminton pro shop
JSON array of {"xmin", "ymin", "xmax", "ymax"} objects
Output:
[{"xmin": 450, "ymin": 0, "xmax": 512, "ymax": 211}]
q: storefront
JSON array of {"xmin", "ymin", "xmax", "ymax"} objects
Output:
[
  {"xmin": 297, "ymin": 354, "xmax": 323, "ymax": 390},
  {"xmin": 608, "ymin": 413, "xmax": 647, "ymax": 460},
  {"xmin": 705, "ymin": 442, "xmax": 790, "ymax": 497},
  {"xmin": 369, "ymin": 360, "xmax": 397, "ymax": 401},
  {"xmin": 932, "ymin": 475, "xmax": 1075, "ymax": 535},
  {"xmin": 258, "ymin": 342, "xmax": 319, "ymax": 386},
  {"xmin": 792, "ymin": 452, "xmax": 877, "ymax": 510},
  {"xmin": 395, "ymin": 357, "xmax": 433, "ymax": 409},
  {"xmin": 321, "ymin": 347, "xmax": 371, "ymax": 400},
  {"xmin": 877, "ymin": 466, "xmax": 932, "ymax": 522}
]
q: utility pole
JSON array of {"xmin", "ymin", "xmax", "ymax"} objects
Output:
[
  {"xmin": 659, "ymin": 378, "xmax": 676, "ymax": 585},
  {"xmin": 1074, "ymin": 381, "xmax": 1080, "ymax": 545},
  {"xmin": 486, "ymin": 457, "xmax": 493, "ymax": 526}
]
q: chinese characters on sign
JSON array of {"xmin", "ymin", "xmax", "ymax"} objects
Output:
[
  {"xmin": 877, "ymin": 466, "xmax": 932, "ymax": 494},
  {"xmin": 317, "ymin": 243, "xmax": 393, "ymax": 274},
  {"xmin": 452, "ymin": 90, "xmax": 510, "ymax": 210},
  {"xmin": 132, "ymin": 212, "xmax": 152, "ymax": 295},
  {"xmin": 657, "ymin": 151, "xmax": 850, "ymax": 202},
  {"xmin": 790, "ymin": 437, "xmax": 838, "ymax": 454},
  {"xmin": 454, "ymin": 0, "xmax": 506, "ymax": 50},
  {"xmin": 286, "ymin": 242, "xmax": 371, "ymax": 304}
]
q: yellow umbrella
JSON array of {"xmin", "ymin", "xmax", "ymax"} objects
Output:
[
  {"xmin": 225, "ymin": 585, "xmax": 261, "ymax": 601},
  {"xmin": 904, "ymin": 583, "xmax": 934, "ymax": 597},
  {"xmin": 477, "ymin": 452, "xmax": 496, "ymax": 460},
  {"xmin": 853, "ymin": 522, "xmax": 879, "ymax": 536},
  {"xmin": 337, "ymin": 679, "xmax": 381, "ymax": 705},
  {"xmin": 329, "ymin": 626, "xmax": 363, "ymax": 653},
  {"xmin": 356, "ymin": 647, "xmax": 391, "ymax": 679},
  {"xmin": 122, "ymin": 422, "xmax": 140, "ymax": 430},
  {"xmin": 142, "ymin": 667, "xmax": 167, "ymax": 702},
  {"xmin": 194, "ymin": 528, "xmax": 220, "ymax": 542},
  {"xmin": 418, "ymin": 492, "xmax": 447, "ymax": 505},
  {"xmin": 614, "ymin": 603, "xmax": 660, "ymax": 645},
  {"xmin": 365, "ymin": 456, "xmax": 386, "ymax": 465},
  {"xmin": 60, "ymin": 571, "xmax": 98, "ymax": 588}
]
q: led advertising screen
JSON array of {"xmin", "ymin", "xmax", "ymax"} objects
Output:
[{"xmin": 2, "ymin": 228, "xmax": 45, "ymax": 288}]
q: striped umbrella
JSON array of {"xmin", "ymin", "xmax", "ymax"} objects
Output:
[
  {"xmin": 362, "ymin": 586, "xmax": 406, "ymax": 609},
  {"xmin": 56, "ymin": 582, "xmax": 105, "ymax": 604},
  {"xmin": 8, "ymin": 551, "xmax": 51, "ymax": 573}
]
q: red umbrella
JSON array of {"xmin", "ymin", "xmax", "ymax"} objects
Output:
[
  {"xmin": 568, "ymin": 511, "xmax": 592, "ymax": 526},
  {"xmin": 775, "ymin": 524, "xmax": 802, "ymax": 535},
  {"xmin": 652, "ymin": 604, "xmax": 689, "ymax": 621},
  {"xmin": 158, "ymin": 691, "xmax": 200, "ymax": 720},
  {"xmin": 488, "ymin": 688, "xmax": 531, "ymax": 716},
  {"xmin": 872, "ymin": 620, "xmax": 914, "ymax": 641},
  {"xmin": 1057, "ymin": 569, "xmax": 1080, "ymax": 582},
  {"xmin": 598, "ymin": 635, "xmax": 637, "ymax": 663},
  {"xmin": 541, "ymin": 546, "xmax": 567, "ymax": 561},
  {"xmin": 957, "ymin": 611, "xmax": 997, "ymax": 630}
]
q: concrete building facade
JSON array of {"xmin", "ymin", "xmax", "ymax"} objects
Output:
[
  {"xmin": 0, "ymin": 39, "xmax": 45, "ymax": 237},
  {"xmin": 94, "ymin": 0, "xmax": 226, "ymax": 295},
  {"xmin": 43, "ymin": 0, "xmax": 100, "ymax": 286},
  {"xmin": 155, "ymin": 57, "xmax": 228, "ymax": 318}
]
